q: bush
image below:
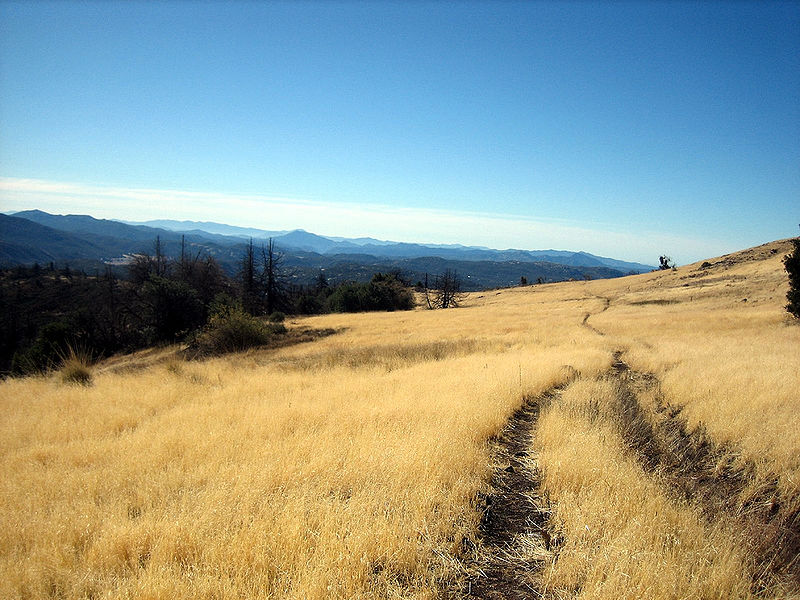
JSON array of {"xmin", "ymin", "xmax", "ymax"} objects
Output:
[
  {"xmin": 785, "ymin": 238, "xmax": 800, "ymax": 318},
  {"xmin": 268, "ymin": 311, "xmax": 286, "ymax": 323},
  {"xmin": 326, "ymin": 274, "xmax": 414, "ymax": 313},
  {"xmin": 11, "ymin": 321, "xmax": 75, "ymax": 374},
  {"xmin": 293, "ymin": 292, "xmax": 325, "ymax": 314},
  {"xmin": 193, "ymin": 306, "xmax": 285, "ymax": 355},
  {"xmin": 141, "ymin": 276, "xmax": 205, "ymax": 343}
]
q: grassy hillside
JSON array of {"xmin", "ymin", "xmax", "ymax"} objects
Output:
[{"xmin": 0, "ymin": 239, "xmax": 797, "ymax": 599}]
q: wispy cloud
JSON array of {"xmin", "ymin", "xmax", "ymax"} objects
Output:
[{"xmin": 0, "ymin": 177, "xmax": 728, "ymax": 264}]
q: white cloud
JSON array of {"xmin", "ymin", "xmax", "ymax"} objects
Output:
[{"xmin": 0, "ymin": 177, "xmax": 728, "ymax": 264}]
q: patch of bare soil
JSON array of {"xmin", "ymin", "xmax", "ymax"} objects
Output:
[
  {"xmin": 462, "ymin": 385, "xmax": 568, "ymax": 599},
  {"xmin": 609, "ymin": 351, "xmax": 800, "ymax": 594}
]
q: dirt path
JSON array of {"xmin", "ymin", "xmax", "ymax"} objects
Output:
[
  {"xmin": 608, "ymin": 351, "xmax": 800, "ymax": 593},
  {"xmin": 463, "ymin": 386, "xmax": 566, "ymax": 599},
  {"xmin": 581, "ymin": 296, "xmax": 611, "ymax": 336}
]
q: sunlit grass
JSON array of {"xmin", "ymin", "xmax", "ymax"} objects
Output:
[
  {"xmin": 536, "ymin": 378, "xmax": 752, "ymax": 599},
  {"xmin": 1, "ymin": 238, "xmax": 797, "ymax": 598}
]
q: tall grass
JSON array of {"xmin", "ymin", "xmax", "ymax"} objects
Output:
[
  {"xmin": 535, "ymin": 378, "xmax": 752, "ymax": 599},
  {"xmin": 0, "ymin": 294, "xmax": 608, "ymax": 599},
  {"xmin": 590, "ymin": 242, "xmax": 800, "ymax": 501},
  {"xmin": 0, "ymin": 239, "xmax": 796, "ymax": 597},
  {"xmin": 58, "ymin": 346, "xmax": 94, "ymax": 386}
]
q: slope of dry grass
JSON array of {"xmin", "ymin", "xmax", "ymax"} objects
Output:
[
  {"xmin": 1, "ymin": 239, "xmax": 797, "ymax": 598},
  {"xmin": 0, "ymin": 292, "xmax": 608, "ymax": 599},
  {"xmin": 536, "ymin": 378, "xmax": 752, "ymax": 600},
  {"xmin": 590, "ymin": 241, "xmax": 800, "ymax": 501}
]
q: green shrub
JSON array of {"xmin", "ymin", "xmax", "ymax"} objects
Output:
[
  {"xmin": 11, "ymin": 321, "xmax": 75, "ymax": 375},
  {"xmin": 326, "ymin": 274, "xmax": 414, "ymax": 313},
  {"xmin": 268, "ymin": 311, "xmax": 286, "ymax": 323},
  {"xmin": 193, "ymin": 306, "xmax": 285, "ymax": 355},
  {"xmin": 141, "ymin": 275, "xmax": 205, "ymax": 343}
]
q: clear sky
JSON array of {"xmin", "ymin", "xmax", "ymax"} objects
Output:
[{"xmin": 1, "ymin": 1, "xmax": 798, "ymax": 264}]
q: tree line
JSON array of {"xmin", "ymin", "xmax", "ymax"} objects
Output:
[{"xmin": 0, "ymin": 236, "xmax": 464, "ymax": 376}]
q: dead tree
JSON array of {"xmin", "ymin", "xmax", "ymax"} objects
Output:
[
  {"xmin": 240, "ymin": 238, "xmax": 260, "ymax": 314},
  {"xmin": 425, "ymin": 269, "xmax": 466, "ymax": 309},
  {"xmin": 261, "ymin": 238, "xmax": 287, "ymax": 314}
]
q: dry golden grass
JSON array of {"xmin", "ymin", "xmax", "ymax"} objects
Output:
[
  {"xmin": 1, "ymin": 238, "xmax": 797, "ymax": 598},
  {"xmin": 535, "ymin": 378, "xmax": 752, "ymax": 599},
  {"xmin": 0, "ymin": 292, "xmax": 608, "ymax": 599},
  {"xmin": 589, "ymin": 240, "xmax": 800, "ymax": 501}
]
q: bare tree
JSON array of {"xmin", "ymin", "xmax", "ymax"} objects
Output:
[
  {"xmin": 128, "ymin": 236, "xmax": 169, "ymax": 285},
  {"xmin": 153, "ymin": 235, "xmax": 168, "ymax": 277},
  {"xmin": 261, "ymin": 238, "xmax": 287, "ymax": 314},
  {"xmin": 240, "ymin": 238, "xmax": 260, "ymax": 314},
  {"xmin": 425, "ymin": 269, "xmax": 466, "ymax": 309}
]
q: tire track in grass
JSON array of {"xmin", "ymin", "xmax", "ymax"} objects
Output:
[
  {"xmin": 609, "ymin": 351, "xmax": 800, "ymax": 594},
  {"xmin": 463, "ymin": 382, "xmax": 573, "ymax": 599}
]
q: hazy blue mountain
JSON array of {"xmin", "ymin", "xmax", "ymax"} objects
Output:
[
  {"xmin": 128, "ymin": 219, "xmax": 286, "ymax": 239},
  {"xmin": 325, "ymin": 236, "xmax": 396, "ymax": 246},
  {"xmin": 120, "ymin": 216, "xmax": 654, "ymax": 272},
  {"xmin": 3, "ymin": 210, "xmax": 654, "ymax": 287},
  {"xmin": 7, "ymin": 211, "xmax": 245, "ymax": 269},
  {"xmin": 0, "ymin": 213, "xmax": 135, "ymax": 265},
  {"xmin": 275, "ymin": 230, "xmax": 342, "ymax": 253},
  {"xmin": 16, "ymin": 210, "xmax": 162, "ymax": 243}
]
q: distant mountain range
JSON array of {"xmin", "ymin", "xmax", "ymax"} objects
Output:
[
  {"xmin": 1, "ymin": 210, "xmax": 654, "ymax": 289},
  {"xmin": 127, "ymin": 217, "xmax": 653, "ymax": 273}
]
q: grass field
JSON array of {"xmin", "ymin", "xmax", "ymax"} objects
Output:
[{"xmin": 1, "ymin": 239, "xmax": 797, "ymax": 599}]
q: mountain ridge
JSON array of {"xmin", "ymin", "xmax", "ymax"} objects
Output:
[
  {"xmin": 123, "ymin": 216, "xmax": 654, "ymax": 273},
  {"xmin": 2, "ymin": 210, "xmax": 655, "ymax": 289}
]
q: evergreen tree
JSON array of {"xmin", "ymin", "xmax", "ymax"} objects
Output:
[{"xmin": 785, "ymin": 237, "xmax": 800, "ymax": 318}]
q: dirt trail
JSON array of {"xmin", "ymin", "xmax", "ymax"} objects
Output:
[
  {"xmin": 581, "ymin": 296, "xmax": 611, "ymax": 336},
  {"xmin": 608, "ymin": 351, "xmax": 800, "ymax": 593},
  {"xmin": 464, "ymin": 385, "xmax": 567, "ymax": 599}
]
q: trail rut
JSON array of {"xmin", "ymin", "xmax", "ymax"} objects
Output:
[
  {"xmin": 463, "ymin": 385, "xmax": 567, "ymax": 599},
  {"xmin": 581, "ymin": 296, "xmax": 611, "ymax": 336},
  {"xmin": 608, "ymin": 351, "xmax": 800, "ymax": 593}
]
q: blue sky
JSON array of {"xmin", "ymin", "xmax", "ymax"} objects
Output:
[{"xmin": 1, "ymin": 1, "xmax": 798, "ymax": 264}]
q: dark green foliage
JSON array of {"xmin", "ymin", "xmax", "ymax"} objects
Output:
[
  {"xmin": 326, "ymin": 273, "xmax": 414, "ymax": 313},
  {"xmin": 0, "ymin": 236, "xmax": 418, "ymax": 375},
  {"xmin": 11, "ymin": 321, "xmax": 75, "ymax": 374},
  {"xmin": 192, "ymin": 306, "xmax": 285, "ymax": 355},
  {"xmin": 208, "ymin": 293, "xmax": 240, "ymax": 317},
  {"xmin": 785, "ymin": 238, "xmax": 800, "ymax": 318},
  {"xmin": 268, "ymin": 311, "xmax": 286, "ymax": 323},
  {"xmin": 293, "ymin": 291, "xmax": 326, "ymax": 314},
  {"xmin": 140, "ymin": 275, "xmax": 205, "ymax": 343},
  {"xmin": 0, "ymin": 243, "xmax": 233, "ymax": 376}
]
